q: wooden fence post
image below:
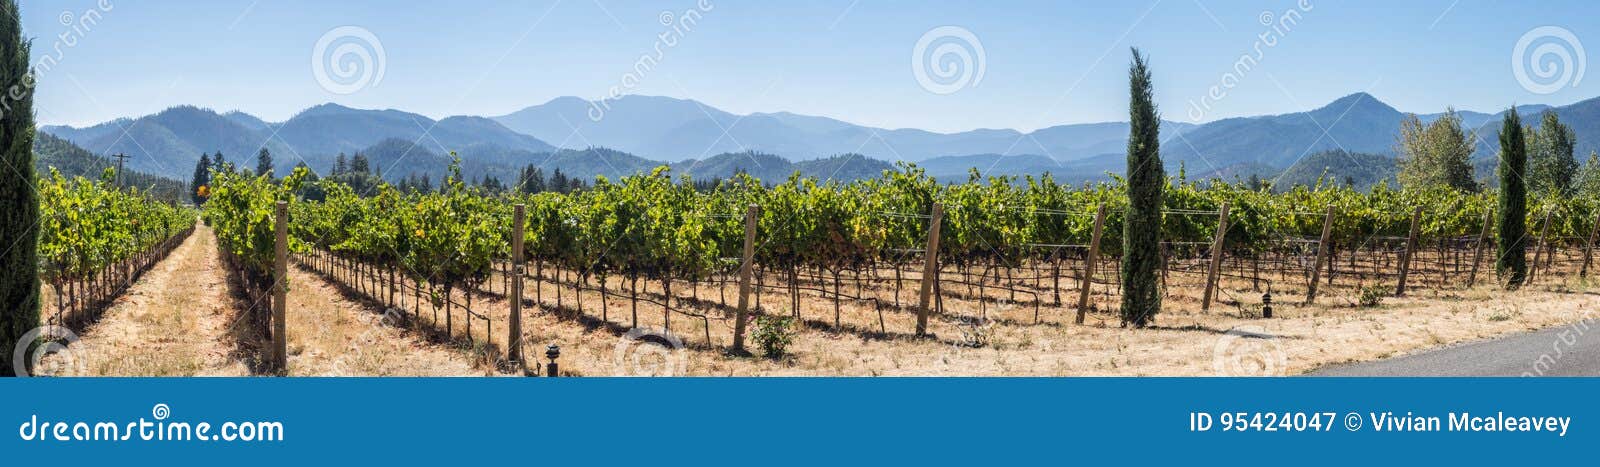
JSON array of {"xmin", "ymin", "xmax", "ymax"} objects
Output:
[
  {"xmin": 1467, "ymin": 209, "xmax": 1493, "ymax": 287},
  {"xmin": 1305, "ymin": 205, "xmax": 1335, "ymax": 304},
  {"xmin": 272, "ymin": 201, "xmax": 288, "ymax": 375},
  {"xmin": 915, "ymin": 203, "xmax": 944, "ymax": 337},
  {"xmin": 508, "ymin": 204, "xmax": 525, "ymax": 366},
  {"xmin": 732, "ymin": 204, "xmax": 758, "ymax": 352},
  {"xmin": 1201, "ymin": 203, "xmax": 1230, "ymax": 312},
  {"xmin": 1583, "ymin": 210, "xmax": 1600, "ymax": 277},
  {"xmin": 1075, "ymin": 204, "xmax": 1108, "ymax": 324},
  {"xmin": 1395, "ymin": 206, "xmax": 1422, "ymax": 297},
  {"xmin": 1529, "ymin": 209, "xmax": 1553, "ymax": 282}
]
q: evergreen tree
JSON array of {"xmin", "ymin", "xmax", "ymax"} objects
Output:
[
  {"xmin": 1396, "ymin": 109, "xmax": 1477, "ymax": 191},
  {"xmin": 550, "ymin": 169, "xmax": 569, "ymax": 194},
  {"xmin": 1526, "ymin": 110, "xmax": 1576, "ymax": 195},
  {"xmin": 212, "ymin": 151, "xmax": 227, "ymax": 173},
  {"xmin": 350, "ymin": 153, "xmax": 370, "ymax": 174},
  {"xmin": 1120, "ymin": 48, "xmax": 1163, "ymax": 328},
  {"xmin": 532, "ymin": 166, "xmax": 547, "ymax": 193},
  {"xmin": 1576, "ymin": 151, "xmax": 1600, "ymax": 198},
  {"xmin": 191, "ymin": 153, "xmax": 212, "ymax": 204},
  {"xmin": 255, "ymin": 148, "xmax": 273, "ymax": 179},
  {"xmin": 333, "ymin": 152, "xmax": 348, "ymax": 175},
  {"xmin": 1496, "ymin": 108, "xmax": 1528, "ymax": 290},
  {"xmin": 1, "ymin": 0, "xmax": 39, "ymax": 376}
]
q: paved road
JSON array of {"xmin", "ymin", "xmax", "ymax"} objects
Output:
[{"xmin": 1310, "ymin": 320, "xmax": 1600, "ymax": 376}]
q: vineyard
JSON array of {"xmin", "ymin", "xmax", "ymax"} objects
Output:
[
  {"xmin": 180, "ymin": 158, "xmax": 1600, "ymax": 374},
  {"xmin": 37, "ymin": 169, "xmax": 196, "ymax": 330}
]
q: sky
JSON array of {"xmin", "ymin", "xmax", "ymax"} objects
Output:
[{"xmin": 19, "ymin": 0, "xmax": 1599, "ymax": 133}]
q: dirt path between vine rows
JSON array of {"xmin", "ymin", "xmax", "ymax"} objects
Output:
[
  {"xmin": 40, "ymin": 224, "xmax": 250, "ymax": 376},
  {"xmin": 282, "ymin": 262, "xmax": 481, "ymax": 376}
]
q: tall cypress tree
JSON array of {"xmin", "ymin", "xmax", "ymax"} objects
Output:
[
  {"xmin": 1, "ymin": 0, "xmax": 39, "ymax": 376},
  {"xmin": 1120, "ymin": 48, "xmax": 1163, "ymax": 327},
  {"xmin": 1496, "ymin": 107, "xmax": 1528, "ymax": 290}
]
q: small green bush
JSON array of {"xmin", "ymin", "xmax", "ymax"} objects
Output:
[
  {"xmin": 750, "ymin": 315, "xmax": 795, "ymax": 359},
  {"xmin": 1359, "ymin": 285, "xmax": 1391, "ymax": 308}
]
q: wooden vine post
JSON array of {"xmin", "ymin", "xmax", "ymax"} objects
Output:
[
  {"xmin": 1395, "ymin": 206, "xmax": 1422, "ymax": 297},
  {"xmin": 1467, "ymin": 209, "xmax": 1493, "ymax": 287},
  {"xmin": 732, "ymin": 204, "xmax": 758, "ymax": 352},
  {"xmin": 1529, "ymin": 209, "xmax": 1553, "ymax": 282},
  {"xmin": 1201, "ymin": 202, "xmax": 1230, "ymax": 312},
  {"xmin": 508, "ymin": 204, "xmax": 525, "ymax": 366},
  {"xmin": 272, "ymin": 201, "xmax": 288, "ymax": 375},
  {"xmin": 1305, "ymin": 205, "xmax": 1335, "ymax": 304},
  {"xmin": 915, "ymin": 203, "xmax": 944, "ymax": 337},
  {"xmin": 1583, "ymin": 210, "xmax": 1600, "ymax": 277},
  {"xmin": 1075, "ymin": 203, "xmax": 1107, "ymax": 324}
]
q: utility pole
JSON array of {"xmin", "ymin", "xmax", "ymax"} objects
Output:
[{"xmin": 110, "ymin": 153, "xmax": 130, "ymax": 188}]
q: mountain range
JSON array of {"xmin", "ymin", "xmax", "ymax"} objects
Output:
[{"xmin": 36, "ymin": 92, "xmax": 1600, "ymax": 187}]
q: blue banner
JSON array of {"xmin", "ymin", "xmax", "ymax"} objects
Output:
[{"xmin": 0, "ymin": 378, "xmax": 1590, "ymax": 464}]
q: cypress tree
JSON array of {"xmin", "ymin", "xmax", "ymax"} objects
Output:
[
  {"xmin": 1120, "ymin": 48, "xmax": 1163, "ymax": 327},
  {"xmin": 1496, "ymin": 107, "xmax": 1528, "ymax": 290},
  {"xmin": 1, "ymin": 0, "xmax": 39, "ymax": 376}
]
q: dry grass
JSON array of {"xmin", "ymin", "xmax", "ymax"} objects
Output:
[
  {"xmin": 438, "ymin": 261, "xmax": 1600, "ymax": 377},
  {"xmin": 37, "ymin": 224, "xmax": 250, "ymax": 376},
  {"xmin": 281, "ymin": 262, "xmax": 482, "ymax": 376}
]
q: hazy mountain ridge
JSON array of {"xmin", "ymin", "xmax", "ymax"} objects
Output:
[{"xmin": 37, "ymin": 92, "xmax": 1600, "ymax": 190}]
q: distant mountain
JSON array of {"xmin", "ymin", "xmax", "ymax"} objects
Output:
[
  {"xmin": 919, "ymin": 153, "xmax": 1067, "ymax": 181},
  {"xmin": 1162, "ymin": 92, "xmax": 1406, "ymax": 175},
  {"xmin": 33, "ymin": 132, "xmax": 187, "ymax": 202},
  {"xmin": 37, "ymin": 91, "xmax": 1600, "ymax": 190},
  {"xmin": 1271, "ymin": 149, "xmax": 1398, "ymax": 190},
  {"xmin": 40, "ymin": 104, "xmax": 556, "ymax": 181},
  {"xmin": 41, "ymin": 105, "xmax": 296, "ymax": 176},
  {"xmin": 492, "ymin": 95, "xmax": 1197, "ymax": 162},
  {"xmin": 672, "ymin": 151, "xmax": 894, "ymax": 182}
]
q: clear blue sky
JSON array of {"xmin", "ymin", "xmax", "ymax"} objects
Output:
[{"xmin": 20, "ymin": 0, "xmax": 1598, "ymax": 132}]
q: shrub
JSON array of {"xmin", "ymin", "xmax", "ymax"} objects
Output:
[
  {"xmin": 750, "ymin": 315, "xmax": 795, "ymax": 359},
  {"xmin": 1359, "ymin": 285, "xmax": 1391, "ymax": 308}
]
